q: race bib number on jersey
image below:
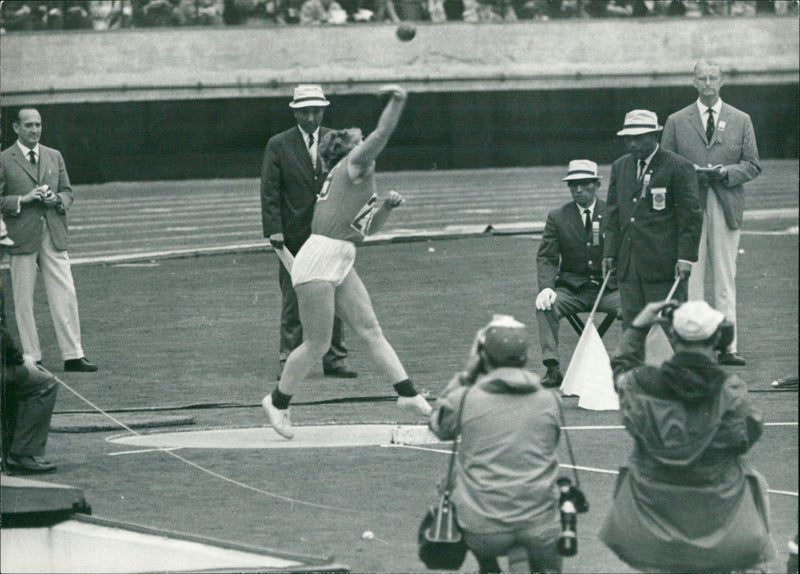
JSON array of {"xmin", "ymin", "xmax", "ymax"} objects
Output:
[
  {"xmin": 317, "ymin": 167, "xmax": 336, "ymax": 202},
  {"xmin": 350, "ymin": 195, "xmax": 377, "ymax": 235}
]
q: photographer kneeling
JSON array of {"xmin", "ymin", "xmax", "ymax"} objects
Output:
[
  {"xmin": 600, "ymin": 300, "xmax": 777, "ymax": 572},
  {"xmin": 429, "ymin": 315, "xmax": 563, "ymax": 574}
]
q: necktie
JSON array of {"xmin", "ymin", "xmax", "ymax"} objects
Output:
[
  {"xmin": 308, "ymin": 133, "xmax": 316, "ymax": 169},
  {"xmin": 28, "ymin": 150, "xmax": 36, "ymax": 165},
  {"xmin": 584, "ymin": 209, "xmax": 592, "ymax": 241},
  {"xmin": 638, "ymin": 159, "xmax": 646, "ymax": 182},
  {"xmin": 705, "ymin": 108, "xmax": 715, "ymax": 142}
]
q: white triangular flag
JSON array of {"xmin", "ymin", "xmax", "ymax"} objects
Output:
[
  {"xmin": 645, "ymin": 323, "xmax": 674, "ymax": 367},
  {"xmin": 560, "ymin": 322, "xmax": 619, "ymax": 410}
]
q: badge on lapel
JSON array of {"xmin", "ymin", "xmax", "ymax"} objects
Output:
[{"xmin": 652, "ymin": 187, "xmax": 667, "ymax": 211}]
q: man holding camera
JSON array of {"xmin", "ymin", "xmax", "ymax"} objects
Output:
[
  {"xmin": 600, "ymin": 300, "xmax": 776, "ymax": 572},
  {"xmin": 0, "ymin": 107, "xmax": 97, "ymax": 372},
  {"xmin": 429, "ymin": 315, "xmax": 563, "ymax": 574}
]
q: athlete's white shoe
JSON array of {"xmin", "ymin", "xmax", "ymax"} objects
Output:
[
  {"xmin": 397, "ymin": 394, "xmax": 432, "ymax": 417},
  {"xmin": 262, "ymin": 394, "xmax": 294, "ymax": 439}
]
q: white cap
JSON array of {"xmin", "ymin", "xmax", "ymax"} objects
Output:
[
  {"xmin": 562, "ymin": 159, "xmax": 601, "ymax": 181},
  {"xmin": 616, "ymin": 109, "xmax": 663, "ymax": 136},
  {"xmin": 289, "ymin": 84, "xmax": 330, "ymax": 109},
  {"xmin": 672, "ymin": 301, "xmax": 725, "ymax": 341}
]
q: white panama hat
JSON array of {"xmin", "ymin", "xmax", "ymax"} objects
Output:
[
  {"xmin": 288, "ymin": 84, "xmax": 330, "ymax": 109},
  {"xmin": 562, "ymin": 159, "xmax": 601, "ymax": 181},
  {"xmin": 672, "ymin": 301, "xmax": 725, "ymax": 341},
  {"xmin": 616, "ymin": 109, "xmax": 663, "ymax": 136}
]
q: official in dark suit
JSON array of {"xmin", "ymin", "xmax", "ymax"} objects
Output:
[
  {"xmin": 661, "ymin": 59, "xmax": 760, "ymax": 366},
  {"xmin": 0, "ymin": 108, "xmax": 97, "ymax": 372},
  {"xmin": 260, "ymin": 85, "xmax": 354, "ymax": 379},
  {"xmin": 1, "ymin": 215, "xmax": 58, "ymax": 475},
  {"xmin": 602, "ymin": 110, "xmax": 703, "ymax": 329},
  {"xmin": 535, "ymin": 159, "xmax": 621, "ymax": 387}
]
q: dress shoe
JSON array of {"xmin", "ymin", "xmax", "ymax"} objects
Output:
[
  {"xmin": 718, "ymin": 351, "xmax": 746, "ymax": 366},
  {"xmin": 6, "ymin": 454, "xmax": 57, "ymax": 474},
  {"xmin": 323, "ymin": 365, "xmax": 358, "ymax": 378},
  {"xmin": 64, "ymin": 357, "xmax": 99, "ymax": 372},
  {"xmin": 541, "ymin": 364, "xmax": 564, "ymax": 388}
]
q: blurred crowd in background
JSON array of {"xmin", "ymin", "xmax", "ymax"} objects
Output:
[{"xmin": 1, "ymin": 0, "xmax": 797, "ymax": 30}]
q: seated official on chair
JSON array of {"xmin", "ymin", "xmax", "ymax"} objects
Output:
[{"xmin": 535, "ymin": 160, "xmax": 620, "ymax": 388}]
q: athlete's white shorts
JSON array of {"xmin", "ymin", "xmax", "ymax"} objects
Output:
[{"xmin": 292, "ymin": 234, "xmax": 356, "ymax": 287}]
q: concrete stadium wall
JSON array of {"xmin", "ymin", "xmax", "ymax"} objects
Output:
[
  {"xmin": 1, "ymin": 17, "xmax": 797, "ymax": 182},
  {"xmin": 1, "ymin": 17, "xmax": 797, "ymax": 102}
]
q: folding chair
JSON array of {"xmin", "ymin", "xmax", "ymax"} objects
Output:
[{"xmin": 564, "ymin": 311, "xmax": 618, "ymax": 338}]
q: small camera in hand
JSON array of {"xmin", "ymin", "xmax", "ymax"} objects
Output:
[{"xmin": 556, "ymin": 477, "xmax": 588, "ymax": 557}]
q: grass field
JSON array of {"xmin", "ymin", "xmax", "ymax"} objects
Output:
[{"xmin": 11, "ymin": 212, "xmax": 797, "ymax": 573}]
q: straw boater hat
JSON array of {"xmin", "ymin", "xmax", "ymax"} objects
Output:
[
  {"xmin": 562, "ymin": 159, "xmax": 601, "ymax": 181},
  {"xmin": 616, "ymin": 109, "xmax": 663, "ymax": 136},
  {"xmin": 672, "ymin": 301, "xmax": 725, "ymax": 341},
  {"xmin": 288, "ymin": 84, "xmax": 330, "ymax": 109}
]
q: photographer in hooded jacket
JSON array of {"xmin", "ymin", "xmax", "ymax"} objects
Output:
[
  {"xmin": 600, "ymin": 300, "xmax": 777, "ymax": 572},
  {"xmin": 429, "ymin": 315, "xmax": 564, "ymax": 574}
]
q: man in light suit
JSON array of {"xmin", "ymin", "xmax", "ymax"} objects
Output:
[
  {"xmin": 535, "ymin": 159, "xmax": 620, "ymax": 387},
  {"xmin": 603, "ymin": 109, "xmax": 703, "ymax": 329},
  {"xmin": 661, "ymin": 59, "xmax": 761, "ymax": 366},
  {"xmin": 0, "ymin": 108, "xmax": 97, "ymax": 372},
  {"xmin": 261, "ymin": 85, "xmax": 355, "ymax": 380}
]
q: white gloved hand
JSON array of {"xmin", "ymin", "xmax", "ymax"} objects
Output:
[{"xmin": 536, "ymin": 288, "xmax": 557, "ymax": 311}]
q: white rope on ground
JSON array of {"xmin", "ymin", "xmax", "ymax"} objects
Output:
[
  {"xmin": 52, "ymin": 372, "xmax": 799, "ymax": 501},
  {"xmin": 387, "ymin": 443, "xmax": 799, "ymax": 498},
  {"xmin": 51, "ymin": 373, "xmax": 373, "ymax": 514}
]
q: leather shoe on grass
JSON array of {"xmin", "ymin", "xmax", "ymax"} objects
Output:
[
  {"xmin": 64, "ymin": 357, "xmax": 99, "ymax": 372},
  {"xmin": 718, "ymin": 351, "xmax": 746, "ymax": 366},
  {"xmin": 323, "ymin": 366, "xmax": 358, "ymax": 378},
  {"xmin": 541, "ymin": 364, "xmax": 564, "ymax": 388},
  {"xmin": 6, "ymin": 455, "xmax": 57, "ymax": 474}
]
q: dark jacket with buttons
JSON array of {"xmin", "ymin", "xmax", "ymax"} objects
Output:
[
  {"xmin": 604, "ymin": 147, "xmax": 703, "ymax": 282},
  {"xmin": 260, "ymin": 125, "xmax": 330, "ymax": 255},
  {"xmin": 537, "ymin": 199, "xmax": 617, "ymax": 292}
]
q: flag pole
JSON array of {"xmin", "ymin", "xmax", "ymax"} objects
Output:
[
  {"xmin": 586, "ymin": 270, "xmax": 613, "ymax": 327},
  {"xmin": 664, "ymin": 275, "xmax": 682, "ymax": 303}
]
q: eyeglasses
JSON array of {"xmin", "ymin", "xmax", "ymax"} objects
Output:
[
  {"xmin": 567, "ymin": 181, "xmax": 597, "ymax": 190},
  {"xmin": 695, "ymin": 75, "xmax": 721, "ymax": 83}
]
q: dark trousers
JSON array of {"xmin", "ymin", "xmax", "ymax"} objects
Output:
[
  {"xmin": 278, "ymin": 262, "xmax": 347, "ymax": 369},
  {"xmin": 537, "ymin": 285, "xmax": 621, "ymax": 365},
  {"xmin": 618, "ymin": 267, "xmax": 687, "ymax": 329},
  {"xmin": 2, "ymin": 362, "xmax": 58, "ymax": 459}
]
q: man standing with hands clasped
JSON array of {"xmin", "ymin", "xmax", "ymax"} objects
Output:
[
  {"xmin": 0, "ymin": 108, "xmax": 97, "ymax": 372},
  {"xmin": 261, "ymin": 85, "xmax": 356, "ymax": 380},
  {"xmin": 662, "ymin": 59, "xmax": 761, "ymax": 366},
  {"xmin": 602, "ymin": 109, "xmax": 703, "ymax": 329}
]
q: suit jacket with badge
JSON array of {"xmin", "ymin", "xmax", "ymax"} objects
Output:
[
  {"xmin": 661, "ymin": 101, "xmax": 760, "ymax": 230},
  {"xmin": 0, "ymin": 143, "xmax": 74, "ymax": 255},
  {"xmin": 260, "ymin": 125, "xmax": 330, "ymax": 255},
  {"xmin": 604, "ymin": 146, "xmax": 703, "ymax": 282},
  {"xmin": 537, "ymin": 198, "xmax": 617, "ymax": 293}
]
